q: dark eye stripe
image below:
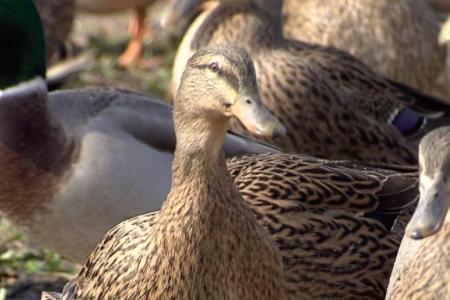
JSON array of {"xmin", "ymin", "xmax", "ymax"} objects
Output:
[{"xmin": 197, "ymin": 63, "xmax": 239, "ymax": 91}]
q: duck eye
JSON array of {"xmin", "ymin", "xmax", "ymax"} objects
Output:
[{"xmin": 209, "ymin": 62, "xmax": 219, "ymax": 72}]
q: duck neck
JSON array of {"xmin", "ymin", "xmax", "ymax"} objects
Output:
[
  {"xmin": 194, "ymin": 3, "xmax": 284, "ymax": 51},
  {"xmin": 162, "ymin": 89, "xmax": 244, "ymax": 218},
  {"xmin": 170, "ymin": 112, "xmax": 230, "ymax": 190}
]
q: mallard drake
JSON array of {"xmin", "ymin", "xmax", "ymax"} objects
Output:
[
  {"xmin": 164, "ymin": 0, "xmax": 450, "ymax": 165},
  {"xmin": 387, "ymin": 126, "xmax": 450, "ymax": 299},
  {"xmin": 0, "ymin": 0, "xmax": 279, "ymax": 263},
  {"xmin": 42, "ymin": 44, "xmax": 419, "ymax": 300},
  {"xmin": 162, "ymin": 0, "xmax": 449, "ymax": 97}
]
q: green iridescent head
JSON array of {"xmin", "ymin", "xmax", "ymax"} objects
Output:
[{"xmin": 0, "ymin": 0, "xmax": 46, "ymax": 89}]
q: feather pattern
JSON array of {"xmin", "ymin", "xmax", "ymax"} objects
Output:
[
  {"xmin": 57, "ymin": 153, "xmax": 418, "ymax": 300},
  {"xmin": 171, "ymin": 0, "xmax": 450, "ymax": 164}
]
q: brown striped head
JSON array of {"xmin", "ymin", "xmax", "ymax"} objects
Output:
[
  {"xmin": 406, "ymin": 126, "xmax": 450, "ymax": 239},
  {"xmin": 175, "ymin": 45, "xmax": 285, "ymax": 139}
]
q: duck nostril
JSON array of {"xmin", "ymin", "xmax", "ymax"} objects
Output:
[{"xmin": 246, "ymin": 99, "xmax": 252, "ymax": 104}]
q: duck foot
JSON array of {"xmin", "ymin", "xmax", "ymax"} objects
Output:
[{"xmin": 118, "ymin": 6, "xmax": 149, "ymax": 67}]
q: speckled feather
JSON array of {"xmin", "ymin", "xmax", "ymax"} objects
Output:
[
  {"xmin": 54, "ymin": 153, "xmax": 418, "ymax": 300},
  {"xmin": 282, "ymin": 0, "xmax": 448, "ymax": 97},
  {"xmin": 173, "ymin": 1, "xmax": 450, "ymax": 164}
]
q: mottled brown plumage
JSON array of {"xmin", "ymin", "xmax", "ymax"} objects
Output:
[
  {"xmin": 282, "ymin": 0, "xmax": 448, "ymax": 98},
  {"xmin": 46, "ymin": 154, "xmax": 419, "ymax": 300},
  {"xmin": 387, "ymin": 126, "xmax": 450, "ymax": 299},
  {"xmin": 164, "ymin": 0, "xmax": 448, "ymax": 97},
  {"xmin": 44, "ymin": 46, "xmax": 419, "ymax": 300},
  {"xmin": 169, "ymin": 0, "xmax": 450, "ymax": 165},
  {"xmin": 47, "ymin": 45, "xmax": 286, "ymax": 300}
]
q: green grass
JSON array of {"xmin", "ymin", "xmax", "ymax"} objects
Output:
[{"xmin": 0, "ymin": 218, "xmax": 76, "ymax": 299}]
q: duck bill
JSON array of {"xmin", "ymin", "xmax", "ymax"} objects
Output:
[
  {"xmin": 406, "ymin": 174, "xmax": 449, "ymax": 239},
  {"xmin": 230, "ymin": 93, "xmax": 286, "ymax": 139},
  {"xmin": 159, "ymin": 0, "xmax": 202, "ymax": 29}
]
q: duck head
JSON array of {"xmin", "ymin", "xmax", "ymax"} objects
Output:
[
  {"xmin": 0, "ymin": 0, "xmax": 46, "ymax": 89},
  {"xmin": 175, "ymin": 45, "xmax": 285, "ymax": 140},
  {"xmin": 406, "ymin": 126, "xmax": 450, "ymax": 239}
]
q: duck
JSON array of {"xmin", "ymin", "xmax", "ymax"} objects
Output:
[
  {"xmin": 282, "ymin": 0, "xmax": 449, "ymax": 98},
  {"xmin": 162, "ymin": 0, "xmax": 449, "ymax": 98},
  {"xmin": 386, "ymin": 126, "xmax": 450, "ymax": 299},
  {"xmin": 42, "ymin": 44, "xmax": 420, "ymax": 300},
  {"xmin": 1, "ymin": 4, "xmax": 422, "ymax": 298},
  {"xmin": 0, "ymin": 0, "xmax": 280, "ymax": 264},
  {"xmin": 163, "ymin": 0, "xmax": 450, "ymax": 165},
  {"xmin": 43, "ymin": 44, "xmax": 287, "ymax": 300}
]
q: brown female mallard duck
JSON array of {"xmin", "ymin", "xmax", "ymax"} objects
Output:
[
  {"xmin": 162, "ymin": 0, "xmax": 449, "ymax": 97},
  {"xmin": 164, "ymin": 0, "xmax": 450, "ymax": 165},
  {"xmin": 43, "ymin": 45, "xmax": 287, "ymax": 300},
  {"xmin": 282, "ymin": 0, "xmax": 449, "ymax": 98},
  {"xmin": 42, "ymin": 45, "xmax": 419, "ymax": 300},
  {"xmin": 387, "ymin": 126, "xmax": 450, "ymax": 299},
  {"xmin": 0, "ymin": 0, "xmax": 279, "ymax": 264}
]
